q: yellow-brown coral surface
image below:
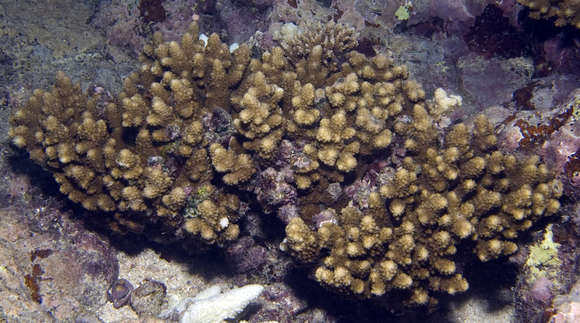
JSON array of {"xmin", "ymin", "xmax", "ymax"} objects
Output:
[
  {"xmin": 283, "ymin": 115, "xmax": 562, "ymax": 305},
  {"xmin": 9, "ymin": 22, "xmax": 562, "ymax": 306},
  {"xmin": 518, "ymin": 0, "xmax": 580, "ymax": 28}
]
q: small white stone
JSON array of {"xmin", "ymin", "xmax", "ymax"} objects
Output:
[
  {"xmin": 229, "ymin": 43, "xmax": 239, "ymax": 53},
  {"xmin": 199, "ymin": 33, "xmax": 208, "ymax": 46},
  {"xmin": 219, "ymin": 217, "xmax": 229, "ymax": 229}
]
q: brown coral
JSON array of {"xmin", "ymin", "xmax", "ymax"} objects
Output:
[
  {"xmin": 9, "ymin": 21, "xmax": 563, "ymax": 308},
  {"xmin": 284, "ymin": 114, "xmax": 561, "ymax": 305},
  {"xmin": 518, "ymin": 0, "xmax": 580, "ymax": 28},
  {"xmin": 9, "ymin": 25, "xmax": 250, "ymax": 243}
]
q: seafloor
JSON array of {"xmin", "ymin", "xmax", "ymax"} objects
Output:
[{"xmin": 0, "ymin": 0, "xmax": 579, "ymax": 322}]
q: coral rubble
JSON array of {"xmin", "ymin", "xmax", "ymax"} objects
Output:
[{"xmin": 9, "ymin": 21, "xmax": 563, "ymax": 308}]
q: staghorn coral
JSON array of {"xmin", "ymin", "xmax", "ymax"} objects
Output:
[
  {"xmin": 9, "ymin": 21, "xmax": 563, "ymax": 308},
  {"xmin": 518, "ymin": 0, "xmax": 580, "ymax": 28}
]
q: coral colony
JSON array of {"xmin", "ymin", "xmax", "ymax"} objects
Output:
[{"xmin": 9, "ymin": 21, "xmax": 563, "ymax": 308}]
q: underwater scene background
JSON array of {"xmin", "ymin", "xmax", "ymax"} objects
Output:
[{"xmin": 0, "ymin": 1, "xmax": 580, "ymax": 322}]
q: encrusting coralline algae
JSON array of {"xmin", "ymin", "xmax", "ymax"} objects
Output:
[{"xmin": 9, "ymin": 21, "xmax": 563, "ymax": 308}]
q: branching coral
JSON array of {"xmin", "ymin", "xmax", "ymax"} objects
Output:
[
  {"xmin": 9, "ymin": 24, "xmax": 252, "ymax": 245},
  {"xmin": 9, "ymin": 21, "xmax": 563, "ymax": 308},
  {"xmin": 278, "ymin": 20, "xmax": 359, "ymax": 68},
  {"xmin": 283, "ymin": 113, "xmax": 562, "ymax": 305},
  {"xmin": 518, "ymin": 0, "xmax": 580, "ymax": 28}
]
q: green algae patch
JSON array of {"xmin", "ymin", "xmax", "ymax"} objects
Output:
[
  {"xmin": 395, "ymin": 5, "xmax": 411, "ymax": 21},
  {"xmin": 525, "ymin": 224, "xmax": 561, "ymax": 283}
]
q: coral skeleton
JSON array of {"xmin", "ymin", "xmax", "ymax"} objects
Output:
[
  {"xmin": 159, "ymin": 284, "xmax": 264, "ymax": 323},
  {"xmin": 179, "ymin": 284, "xmax": 264, "ymax": 323}
]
